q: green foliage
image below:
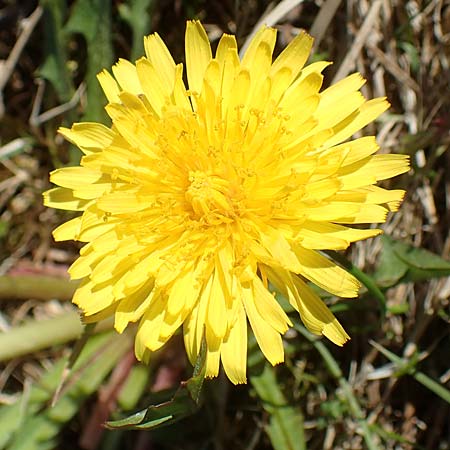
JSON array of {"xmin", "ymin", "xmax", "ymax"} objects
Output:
[
  {"xmin": 295, "ymin": 323, "xmax": 381, "ymax": 450},
  {"xmin": 65, "ymin": 0, "xmax": 113, "ymax": 122},
  {"xmin": 118, "ymin": 0, "xmax": 154, "ymax": 60},
  {"xmin": 374, "ymin": 235, "xmax": 450, "ymax": 288},
  {"xmin": 106, "ymin": 336, "xmax": 206, "ymax": 430},
  {"xmin": 250, "ymin": 364, "xmax": 306, "ymax": 450},
  {"xmin": 39, "ymin": 0, "xmax": 73, "ymax": 102},
  {"xmin": 0, "ymin": 331, "xmax": 132, "ymax": 450}
]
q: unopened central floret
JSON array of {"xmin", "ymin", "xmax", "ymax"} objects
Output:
[{"xmin": 185, "ymin": 170, "xmax": 239, "ymax": 225}]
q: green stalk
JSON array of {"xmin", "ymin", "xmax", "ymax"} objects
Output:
[
  {"xmin": 0, "ymin": 275, "xmax": 78, "ymax": 301},
  {"xmin": 0, "ymin": 311, "xmax": 112, "ymax": 361}
]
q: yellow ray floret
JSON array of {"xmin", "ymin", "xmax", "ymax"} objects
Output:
[{"xmin": 43, "ymin": 21, "xmax": 409, "ymax": 384}]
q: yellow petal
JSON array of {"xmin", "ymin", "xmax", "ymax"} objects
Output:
[
  {"xmin": 267, "ymin": 268, "xmax": 349, "ymax": 345},
  {"xmin": 59, "ymin": 123, "xmax": 115, "ymax": 154},
  {"xmin": 225, "ymin": 68, "xmax": 250, "ymax": 136},
  {"xmin": 183, "ymin": 273, "xmax": 213, "ymax": 364},
  {"xmin": 280, "ymin": 72, "xmax": 323, "ymax": 110},
  {"xmin": 241, "ymin": 282, "xmax": 284, "ymax": 366},
  {"xmin": 259, "ymin": 228, "xmax": 302, "ymax": 272},
  {"xmin": 185, "ymin": 20, "xmax": 212, "ymax": 95},
  {"xmin": 215, "ymin": 33, "xmax": 237, "ymax": 64},
  {"xmin": 338, "ymin": 154, "xmax": 410, "ymax": 190},
  {"xmin": 358, "ymin": 186, "xmax": 406, "ymax": 211},
  {"xmin": 316, "ymin": 91, "xmax": 366, "ymax": 130},
  {"xmin": 305, "ymin": 201, "xmax": 388, "ymax": 223},
  {"xmin": 53, "ymin": 217, "xmax": 82, "ymax": 242},
  {"xmin": 115, "ymin": 280, "xmax": 154, "ymax": 333},
  {"xmin": 68, "ymin": 244, "xmax": 102, "ymax": 279},
  {"xmin": 97, "ymin": 69, "xmax": 120, "ymax": 103},
  {"xmin": 206, "ymin": 268, "xmax": 228, "ymax": 339},
  {"xmin": 220, "ymin": 47, "xmax": 240, "ymax": 114},
  {"xmin": 50, "ymin": 167, "xmax": 110, "ymax": 198},
  {"xmin": 293, "ymin": 276, "xmax": 350, "ymax": 345},
  {"xmin": 172, "ymin": 63, "xmax": 191, "ymax": 110},
  {"xmin": 82, "ymin": 303, "xmax": 117, "ymax": 324},
  {"xmin": 297, "ymin": 61, "xmax": 332, "ymax": 82},
  {"xmin": 111, "ymin": 58, "xmax": 142, "ymax": 95},
  {"xmin": 144, "ymin": 32, "xmax": 176, "ymax": 88},
  {"xmin": 221, "ymin": 302, "xmax": 247, "ymax": 384},
  {"xmin": 324, "ymin": 98, "xmax": 390, "ymax": 148},
  {"xmin": 73, "ymin": 279, "xmax": 115, "ymax": 316},
  {"xmin": 241, "ymin": 25, "xmax": 276, "ymax": 70},
  {"xmin": 303, "ymin": 178, "xmax": 341, "ymax": 201},
  {"xmin": 205, "ymin": 329, "xmax": 222, "ymax": 378},
  {"xmin": 89, "ymin": 248, "xmax": 141, "ymax": 284},
  {"xmin": 43, "ymin": 187, "xmax": 91, "ymax": 211},
  {"xmin": 270, "ymin": 31, "xmax": 313, "ymax": 86},
  {"xmin": 166, "ymin": 267, "xmax": 199, "ymax": 316},
  {"xmin": 319, "ymin": 73, "xmax": 365, "ymax": 109},
  {"xmin": 298, "ymin": 221, "xmax": 382, "ymax": 249},
  {"xmin": 330, "ymin": 136, "xmax": 379, "ymax": 166},
  {"xmin": 136, "ymin": 57, "xmax": 170, "ymax": 115},
  {"xmin": 96, "ymin": 189, "xmax": 149, "ymax": 213},
  {"xmin": 78, "ymin": 205, "xmax": 118, "ymax": 241},
  {"xmin": 269, "ymin": 66, "xmax": 292, "ymax": 105},
  {"xmin": 135, "ymin": 292, "xmax": 166, "ymax": 356},
  {"xmin": 293, "ymin": 247, "xmax": 360, "ymax": 297},
  {"xmin": 253, "ymin": 276, "xmax": 291, "ymax": 333}
]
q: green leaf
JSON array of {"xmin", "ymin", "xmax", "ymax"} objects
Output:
[
  {"xmin": 106, "ymin": 336, "xmax": 207, "ymax": 430},
  {"xmin": 118, "ymin": 0, "xmax": 154, "ymax": 60},
  {"xmin": 398, "ymin": 42, "xmax": 420, "ymax": 73},
  {"xmin": 250, "ymin": 364, "xmax": 305, "ymax": 450},
  {"xmin": 374, "ymin": 236, "xmax": 450, "ymax": 287},
  {"xmin": 65, "ymin": 0, "xmax": 113, "ymax": 122},
  {"xmin": 39, "ymin": 0, "xmax": 74, "ymax": 102},
  {"xmin": 117, "ymin": 364, "xmax": 150, "ymax": 411}
]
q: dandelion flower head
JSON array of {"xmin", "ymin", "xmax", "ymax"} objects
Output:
[{"xmin": 44, "ymin": 22, "xmax": 409, "ymax": 384}]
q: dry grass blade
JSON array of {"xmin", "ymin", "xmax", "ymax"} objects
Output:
[
  {"xmin": 332, "ymin": 0, "xmax": 383, "ymax": 82},
  {"xmin": 240, "ymin": 0, "xmax": 305, "ymax": 55},
  {"xmin": 0, "ymin": 6, "xmax": 43, "ymax": 118},
  {"xmin": 368, "ymin": 46, "xmax": 421, "ymax": 93},
  {"xmin": 310, "ymin": 0, "xmax": 343, "ymax": 49}
]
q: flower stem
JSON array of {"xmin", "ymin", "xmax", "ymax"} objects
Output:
[
  {"xmin": 0, "ymin": 275, "xmax": 78, "ymax": 301},
  {"xmin": 0, "ymin": 311, "xmax": 112, "ymax": 361}
]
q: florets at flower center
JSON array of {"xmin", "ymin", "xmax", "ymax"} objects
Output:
[{"xmin": 185, "ymin": 170, "xmax": 240, "ymax": 225}]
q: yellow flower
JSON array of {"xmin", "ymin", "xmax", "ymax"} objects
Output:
[{"xmin": 44, "ymin": 21, "xmax": 409, "ymax": 384}]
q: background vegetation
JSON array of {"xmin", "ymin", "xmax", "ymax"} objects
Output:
[{"xmin": 0, "ymin": 0, "xmax": 449, "ymax": 449}]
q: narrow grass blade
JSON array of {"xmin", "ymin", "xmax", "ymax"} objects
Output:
[
  {"xmin": 295, "ymin": 322, "xmax": 381, "ymax": 450},
  {"xmin": 370, "ymin": 340, "xmax": 450, "ymax": 405}
]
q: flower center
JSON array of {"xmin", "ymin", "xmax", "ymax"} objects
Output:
[{"xmin": 185, "ymin": 171, "xmax": 239, "ymax": 225}]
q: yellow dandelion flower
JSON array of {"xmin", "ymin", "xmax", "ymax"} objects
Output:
[{"xmin": 44, "ymin": 21, "xmax": 409, "ymax": 384}]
